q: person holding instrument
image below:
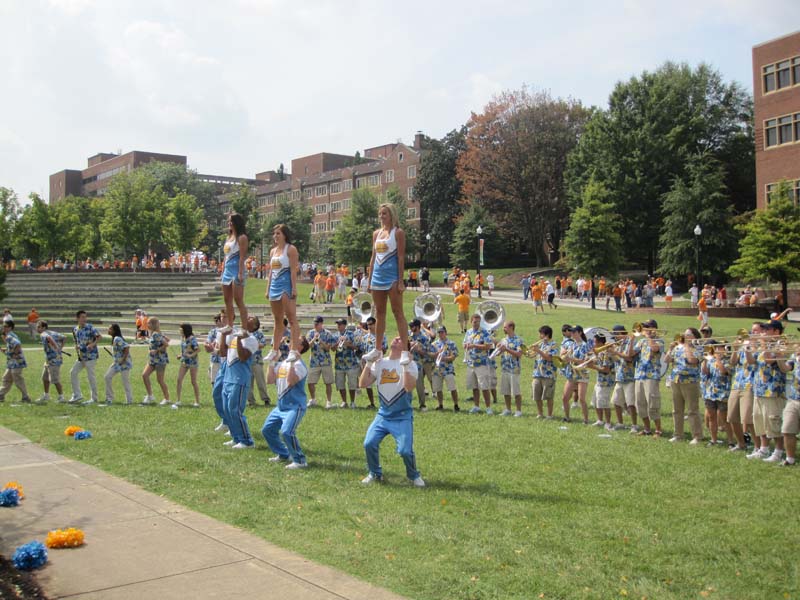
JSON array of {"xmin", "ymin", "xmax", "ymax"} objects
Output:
[{"xmin": 665, "ymin": 328, "xmax": 703, "ymax": 444}]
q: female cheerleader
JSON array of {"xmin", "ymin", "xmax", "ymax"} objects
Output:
[
  {"xmin": 104, "ymin": 323, "xmax": 132, "ymax": 405},
  {"xmin": 363, "ymin": 203, "xmax": 409, "ymax": 364},
  {"xmin": 173, "ymin": 323, "xmax": 200, "ymax": 408},
  {"xmin": 141, "ymin": 317, "xmax": 170, "ymax": 405},
  {"xmin": 264, "ymin": 224, "xmax": 300, "ymax": 362},
  {"xmin": 221, "ymin": 213, "xmax": 249, "ymax": 331}
]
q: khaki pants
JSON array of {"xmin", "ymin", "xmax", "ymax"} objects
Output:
[
  {"xmin": 249, "ymin": 362, "xmax": 269, "ymax": 404},
  {"xmin": 0, "ymin": 368, "xmax": 29, "ymax": 401},
  {"xmin": 635, "ymin": 379, "xmax": 661, "ymax": 421},
  {"xmin": 672, "ymin": 381, "xmax": 702, "ymax": 439},
  {"xmin": 727, "ymin": 387, "xmax": 754, "ymax": 425},
  {"xmin": 70, "ymin": 359, "xmax": 98, "ymax": 402},
  {"xmin": 104, "ymin": 364, "xmax": 133, "ymax": 404}
]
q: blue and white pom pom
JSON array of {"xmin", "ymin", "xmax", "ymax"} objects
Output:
[
  {"xmin": 0, "ymin": 487, "xmax": 20, "ymax": 507},
  {"xmin": 74, "ymin": 430, "xmax": 92, "ymax": 440},
  {"xmin": 12, "ymin": 541, "xmax": 48, "ymax": 570}
]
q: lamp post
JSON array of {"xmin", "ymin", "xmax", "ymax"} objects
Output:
[
  {"xmin": 693, "ymin": 224, "xmax": 702, "ymax": 289},
  {"xmin": 425, "ymin": 232, "xmax": 431, "ymax": 267},
  {"xmin": 476, "ymin": 225, "xmax": 483, "ymax": 298}
]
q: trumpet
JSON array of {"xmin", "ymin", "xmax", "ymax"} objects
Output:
[{"xmin": 489, "ymin": 340, "xmax": 506, "ymax": 359}]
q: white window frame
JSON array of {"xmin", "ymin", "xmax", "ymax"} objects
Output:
[
  {"xmin": 407, "ymin": 165, "xmax": 417, "ymax": 179},
  {"xmin": 407, "ymin": 186, "xmax": 414, "ymax": 201},
  {"xmin": 330, "ymin": 181, "xmax": 341, "ymax": 194},
  {"xmin": 407, "ymin": 207, "xmax": 417, "ymax": 219},
  {"xmin": 315, "ymin": 203, "xmax": 328, "ymax": 215},
  {"xmin": 329, "ymin": 200, "xmax": 341, "ymax": 213},
  {"xmin": 385, "ymin": 169, "xmax": 395, "ymax": 183},
  {"xmin": 343, "ymin": 179, "xmax": 352, "ymax": 191},
  {"xmin": 315, "ymin": 185, "xmax": 328, "ymax": 197}
]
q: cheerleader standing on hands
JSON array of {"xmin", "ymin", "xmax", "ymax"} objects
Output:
[
  {"xmin": 265, "ymin": 224, "xmax": 301, "ymax": 362},
  {"xmin": 221, "ymin": 213, "xmax": 249, "ymax": 331}
]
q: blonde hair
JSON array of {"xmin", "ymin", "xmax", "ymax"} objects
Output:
[
  {"xmin": 378, "ymin": 203, "xmax": 400, "ymax": 228},
  {"xmin": 147, "ymin": 316, "xmax": 160, "ymax": 331}
]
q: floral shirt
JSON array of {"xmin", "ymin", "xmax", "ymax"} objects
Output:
[
  {"xmin": 111, "ymin": 335, "xmax": 132, "ymax": 372},
  {"xmin": 306, "ymin": 328, "xmax": 334, "ymax": 368},
  {"xmin": 4, "ymin": 332, "xmax": 25, "ymax": 369},
  {"xmin": 634, "ymin": 337, "xmax": 664, "ymax": 381},
  {"xmin": 559, "ymin": 338, "xmax": 574, "ymax": 379},
  {"xmin": 500, "ymin": 334, "xmax": 523, "ymax": 374},
  {"xmin": 463, "ymin": 328, "xmax": 492, "ymax": 367},
  {"xmin": 613, "ymin": 338, "xmax": 635, "ymax": 383},
  {"xmin": 730, "ymin": 349, "xmax": 755, "ymax": 390},
  {"xmin": 207, "ymin": 327, "xmax": 221, "ymax": 364},
  {"xmin": 41, "ymin": 330, "xmax": 64, "ymax": 367},
  {"xmin": 753, "ymin": 351, "xmax": 786, "ymax": 398},
  {"xmin": 360, "ymin": 331, "xmax": 387, "ymax": 356},
  {"xmin": 532, "ymin": 340, "xmax": 557, "ymax": 379},
  {"xmin": 333, "ymin": 329, "xmax": 359, "ymax": 371},
  {"xmin": 432, "ymin": 339, "xmax": 458, "ymax": 377},
  {"xmin": 148, "ymin": 331, "xmax": 169, "ymax": 367},
  {"xmin": 568, "ymin": 340, "xmax": 590, "ymax": 383},
  {"xmin": 73, "ymin": 323, "xmax": 100, "ymax": 361},
  {"xmin": 786, "ymin": 355, "xmax": 798, "ymax": 401},
  {"xmin": 409, "ymin": 330, "xmax": 433, "ymax": 370},
  {"xmin": 595, "ymin": 351, "xmax": 615, "ymax": 387},
  {"xmin": 705, "ymin": 359, "xmax": 731, "ymax": 402},
  {"xmin": 250, "ymin": 330, "xmax": 268, "ymax": 365},
  {"xmin": 670, "ymin": 344, "xmax": 701, "ymax": 383},
  {"xmin": 180, "ymin": 335, "xmax": 200, "ymax": 368}
]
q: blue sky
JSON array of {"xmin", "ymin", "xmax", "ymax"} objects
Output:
[{"xmin": 0, "ymin": 0, "xmax": 797, "ymax": 201}]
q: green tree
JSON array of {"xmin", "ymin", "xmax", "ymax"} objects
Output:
[
  {"xmin": 53, "ymin": 196, "xmax": 108, "ymax": 263},
  {"xmin": 386, "ymin": 185, "xmax": 418, "ymax": 260},
  {"xmin": 562, "ymin": 179, "xmax": 622, "ymax": 278},
  {"xmin": 331, "ymin": 188, "xmax": 379, "ymax": 268},
  {"xmin": 163, "ymin": 191, "xmax": 208, "ymax": 252},
  {"xmin": 12, "ymin": 194, "xmax": 59, "ymax": 263},
  {"xmin": 565, "ymin": 62, "xmax": 754, "ymax": 272},
  {"xmin": 262, "ymin": 198, "xmax": 313, "ymax": 259},
  {"xmin": 728, "ymin": 181, "xmax": 800, "ymax": 306},
  {"xmin": 101, "ymin": 170, "xmax": 168, "ymax": 257},
  {"xmin": 0, "ymin": 187, "xmax": 21, "ymax": 260},
  {"xmin": 658, "ymin": 154, "xmax": 738, "ymax": 280},
  {"xmin": 449, "ymin": 203, "xmax": 504, "ymax": 269},
  {"xmin": 416, "ymin": 127, "xmax": 466, "ymax": 265},
  {"xmin": 228, "ymin": 184, "xmax": 258, "ymax": 225}
]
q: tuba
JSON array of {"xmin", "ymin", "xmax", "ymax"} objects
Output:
[
  {"xmin": 414, "ymin": 293, "xmax": 442, "ymax": 324},
  {"xmin": 351, "ymin": 292, "xmax": 374, "ymax": 322},
  {"xmin": 477, "ymin": 301, "xmax": 505, "ymax": 332}
]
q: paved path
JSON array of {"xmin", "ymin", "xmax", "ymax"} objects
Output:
[{"xmin": 0, "ymin": 427, "xmax": 405, "ymax": 600}]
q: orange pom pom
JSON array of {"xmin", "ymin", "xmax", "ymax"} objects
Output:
[
  {"xmin": 64, "ymin": 426, "xmax": 83, "ymax": 437},
  {"xmin": 3, "ymin": 481, "xmax": 24, "ymax": 499},
  {"xmin": 46, "ymin": 527, "xmax": 85, "ymax": 548}
]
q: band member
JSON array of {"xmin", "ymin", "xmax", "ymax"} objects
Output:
[
  {"xmin": 141, "ymin": 317, "xmax": 170, "ymax": 406},
  {"xmin": 587, "ymin": 334, "xmax": 615, "ymax": 429},
  {"xmin": 359, "ymin": 317, "xmax": 386, "ymax": 409},
  {"xmin": 104, "ymin": 323, "xmax": 132, "ymax": 405},
  {"xmin": 359, "ymin": 336, "xmax": 425, "ymax": 487},
  {"xmin": 429, "ymin": 326, "xmax": 459, "ymax": 411},
  {"xmin": 464, "ymin": 313, "xmax": 493, "ymax": 414},
  {"xmin": 333, "ymin": 319, "xmax": 360, "ymax": 408},
  {"xmin": 221, "ymin": 213, "xmax": 249, "ymax": 331},
  {"xmin": 665, "ymin": 328, "xmax": 703, "ymax": 443},
  {"xmin": 408, "ymin": 319, "xmax": 433, "ymax": 411},
  {"xmin": 702, "ymin": 346, "xmax": 733, "ymax": 446},
  {"xmin": 173, "ymin": 323, "xmax": 200, "ymax": 409},
  {"xmin": 305, "ymin": 316, "xmax": 335, "ymax": 409},
  {"xmin": 364, "ymin": 203, "xmax": 410, "ymax": 365},
  {"xmin": 263, "ymin": 339, "xmax": 311, "ymax": 469},
  {"xmin": 727, "ymin": 323, "xmax": 760, "ymax": 452},
  {"xmin": 204, "ymin": 313, "xmax": 223, "ymax": 383},
  {"xmin": 265, "ymin": 224, "xmax": 301, "ymax": 363},
  {"xmin": 633, "ymin": 320, "xmax": 665, "ymax": 436},
  {"xmin": 779, "ymin": 351, "xmax": 798, "ymax": 466},
  {"xmin": 36, "ymin": 320, "xmax": 65, "ymax": 404},
  {"xmin": 70, "ymin": 310, "xmax": 101, "ymax": 405},
  {"xmin": 218, "ymin": 325, "xmax": 258, "ymax": 449},
  {"xmin": 496, "ymin": 321, "xmax": 523, "ymax": 417},
  {"xmin": 246, "ymin": 316, "xmax": 270, "ymax": 407},
  {"xmin": 609, "ymin": 325, "xmax": 637, "ymax": 431},
  {"xmin": 488, "ymin": 332, "xmax": 499, "ymax": 405},
  {"xmin": 561, "ymin": 326, "xmax": 590, "ymax": 423},
  {"xmin": 531, "ymin": 325, "xmax": 558, "ymax": 419},
  {"xmin": 0, "ymin": 321, "xmax": 30, "ymax": 403}
]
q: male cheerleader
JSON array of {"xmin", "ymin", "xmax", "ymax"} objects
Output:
[
  {"xmin": 218, "ymin": 324, "xmax": 259, "ymax": 448},
  {"xmin": 359, "ymin": 336, "xmax": 425, "ymax": 487},
  {"xmin": 70, "ymin": 310, "xmax": 101, "ymax": 405}
]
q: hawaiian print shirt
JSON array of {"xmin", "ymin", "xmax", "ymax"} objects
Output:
[
  {"xmin": 731, "ymin": 349, "xmax": 755, "ymax": 390},
  {"xmin": 333, "ymin": 329, "xmax": 359, "ymax": 371},
  {"xmin": 559, "ymin": 338, "xmax": 574, "ymax": 379},
  {"xmin": 111, "ymin": 335, "xmax": 132, "ymax": 372},
  {"xmin": 785, "ymin": 355, "xmax": 798, "ymax": 401},
  {"xmin": 148, "ymin": 331, "xmax": 169, "ymax": 367},
  {"xmin": 753, "ymin": 351, "xmax": 786, "ymax": 398},
  {"xmin": 500, "ymin": 334, "xmax": 523, "ymax": 374},
  {"xmin": 532, "ymin": 340, "xmax": 557, "ymax": 379},
  {"xmin": 180, "ymin": 335, "xmax": 200, "ymax": 368},
  {"xmin": 568, "ymin": 340, "xmax": 590, "ymax": 383},
  {"xmin": 207, "ymin": 327, "xmax": 221, "ymax": 364},
  {"xmin": 4, "ymin": 332, "xmax": 25, "ymax": 369},
  {"xmin": 706, "ymin": 359, "xmax": 732, "ymax": 402},
  {"xmin": 74, "ymin": 323, "xmax": 100, "ymax": 361},
  {"xmin": 463, "ymin": 328, "xmax": 492, "ymax": 367},
  {"xmin": 360, "ymin": 331, "xmax": 387, "ymax": 356},
  {"xmin": 409, "ymin": 330, "xmax": 433, "ymax": 370},
  {"xmin": 432, "ymin": 338, "xmax": 458, "ymax": 377},
  {"xmin": 41, "ymin": 331, "xmax": 64, "ymax": 367},
  {"xmin": 595, "ymin": 351, "xmax": 615, "ymax": 387},
  {"xmin": 613, "ymin": 338, "xmax": 635, "ymax": 383},
  {"xmin": 250, "ymin": 330, "xmax": 268, "ymax": 365},
  {"xmin": 306, "ymin": 328, "xmax": 334, "ymax": 368},
  {"xmin": 634, "ymin": 337, "xmax": 664, "ymax": 381},
  {"xmin": 670, "ymin": 344, "xmax": 701, "ymax": 383}
]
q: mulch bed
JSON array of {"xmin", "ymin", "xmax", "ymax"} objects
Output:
[{"xmin": 0, "ymin": 555, "xmax": 48, "ymax": 600}]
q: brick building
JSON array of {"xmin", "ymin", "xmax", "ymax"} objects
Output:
[{"xmin": 753, "ymin": 30, "xmax": 800, "ymax": 209}]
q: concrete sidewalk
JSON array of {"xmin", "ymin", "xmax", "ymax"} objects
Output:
[{"xmin": 0, "ymin": 427, "xmax": 405, "ymax": 600}]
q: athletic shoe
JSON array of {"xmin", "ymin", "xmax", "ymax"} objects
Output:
[
  {"xmin": 485, "ymin": 408, "xmax": 494, "ymax": 415},
  {"xmin": 779, "ymin": 459, "xmax": 796, "ymax": 467},
  {"xmin": 158, "ymin": 399, "xmax": 170, "ymax": 406},
  {"xmin": 469, "ymin": 406, "xmax": 482, "ymax": 414},
  {"xmin": 763, "ymin": 451, "xmax": 785, "ymax": 463},
  {"xmin": 653, "ymin": 430, "xmax": 663, "ymax": 438},
  {"xmin": 57, "ymin": 396, "xmax": 66, "ymax": 404},
  {"xmin": 285, "ymin": 461, "xmax": 308, "ymax": 469},
  {"xmin": 669, "ymin": 436, "xmax": 682, "ymax": 443},
  {"xmin": 561, "ymin": 417, "xmax": 570, "ymax": 423},
  {"xmin": 214, "ymin": 422, "xmax": 229, "ymax": 433},
  {"xmin": 21, "ymin": 396, "xmax": 32, "ymax": 404},
  {"xmin": 81, "ymin": 398, "xmax": 96, "ymax": 405},
  {"xmin": 192, "ymin": 402, "xmax": 200, "ymax": 408},
  {"xmin": 435, "ymin": 405, "xmax": 444, "ymax": 411},
  {"xmin": 399, "ymin": 351, "xmax": 411, "ymax": 365},
  {"xmin": 68, "ymin": 396, "xmax": 83, "ymax": 404},
  {"xmin": 535, "ymin": 414, "xmax": 544, "ymax": 419},
  {"xmin": 592, "ymin": 420, "xmax": 604, "ymax": 427},
  {"xmin": 171, "ymin": 402, "xmax": 182, "ymax": 410},
  {"xmin": 582, "ymin": 419, "xmax": 590, "ymax": 425},
  {"xmin": 361, "ymin": 473, "xmax": 383, "ymax": 485},
  {"xmin": 746, "ymin": 448, "xmax": 770, "ymax": 460},
  {"xmin": 268, "ymin": 455, "xmax": 287, "ymax": 463},
  {"xmin": 35, "ymin": 395, "xmax": 49, "ymax": 404},
  {"xmin": 307, "ymin": 398, "xmax": 317, "ymax": 407},
  {"xmin": 501, "ymin": 409, "xmax": 512, "ymax": 416},
  {"xmin": 638, "ymin": 430, "xmax": 652, "ymax": 436},
  {"xmin": 232, "ymin": 442, "xmax": 254, "ymax": 450},
  {"xmin": 729, "ymin": 445, "xmax": 746, "ymax": 452},
  {"xmin": 340, "ymin": 401, "xmax": 347, "ymax": 409},
  {"xmin": 706, "ymin": 441, "xmax": 717, "ymax": 448},
  {"xmin": 604, "ymin": 423, "xmax": 614, "ymax": 431},
  {"xmin": 410, "ymin": 476, "xmax": 426, "ymax": 488},
  {"xmin": 514, "ymin": 411, "xmax": 523, "ymax": 417},
  {"xmin": 141, "ymin": 396, "xmax": 154, "ymax": 405},
  {"xmin": 362, "ymin": 349, "xmax": 383, "ymax": 363},
  {"xmin": 325, "ymin": 400, "xmax": 332, "ymax": 409},
  {"xmin": 223, "ymin": 440, "xmax": 235, "ymax": 446},
  {"xmin": 350, "ymin": 401, "xmax": 356, "ymax": 409},
  {"xmin": 420, "ymin": 406, "xmax": 428, "ymax": 412},
  {"xmin": 545, "ymin": 415, "xmax": 555, "ymax": 420},
  {"xmin": 629, "ymin": 425, "xmax": 639, "ymax": 434},
  {"xmin": 743, "ymin": 432, "xmax": 752, "ymax": 445},
  {"xmin": 453, "ymin": 405, "xmax": 460, "ymax": 412},
  {"xmin": 613, "ymin": 424, "xmax": 627, "ymax": 431},
  {"xmin": 264, "ymin": 349, "xmax": 279, "ymax": 362},
  {"xmin": 688, "ymin": 439, "xmax": 701, "ymax": 446},
  {"xmin": 286, "ymin": 350, "xmax": 300, "ymax": 362},
  {"xmin": 104, "ymin": 399, "xmax": 112, "ymax": 406}
]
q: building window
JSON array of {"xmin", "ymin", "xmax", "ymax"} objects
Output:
[
  {"xmin": 795, "ymin": 113, "xmax": 800, "ymax": 144},
  {"xmin": 765, "ymin": 112, "xmax": 800, "ymax": 148},
  {"xmin": 330, "ymin": 181, "xmax": 341, "ymax": 194},
  {"xmin": 407, "ymin": 208, "xmax": 417, "ymax": 219},
  {"xmin": 407, "ymin": 186, "xmax": 414, "ymax": 201},
  {"xmin": 315, "ymin": 185, "xmax": 327, "ymax": 197},
  {"xmin": 777, "ymin": 60, "xmax": 792, "ymax": 89},
  {"xmin": 304, "ymin": 188, "xmax": 313, "ymax": 200},
  {"xmin": 330, "ymin": 220, "xmax": 340, "ymax": 231},
  {"xmin": 343, "ymin": 179, "xmax": 352, "ymax": 192},
  {"xmin": 763, "ymin": 55, "xmax": 800, "ymax": 94},
  {"xmin": 794, "ymin": 57, "xmax": 800, "ymax": 86},
  {"xmin": 315, "ymin": 222, "xmax": 327, "ymax": 233},
  {"xmin": 315, "ymin": 203, "xmax": 327, "ymax": 214},
  {"xmin": 766, "ymin": 180, "xmax": 800, "ymax": 206},
  {"xmin": 779, "ymin": 115, "xmax": 793, "ymax": 144},
  {"xmin": 368, "ymin": 174, "xmax": 380, "ymax": 187},
  {"xmin": 763, "ymin": 64, "xmax": 776, "ymax": 93},
  {"xmin": 267, "ymin": 195, "xmax": 276, "ymax": 206},
  {"xmin": 330, "ymin": 201, "xmax": 341, "ymax": 213},
  {"xmin": 343, "ymin": 198, "xmax": 351, "ymax": 211},
  {"xmin": 407, "ymin": 165, "xmax": 417, "ymax": 179},
  {"xmin": 765, "ymin": 119, "xmax": 778, "ymax": 147},
  {"xmin": 385, "ymin": 169, "xmax": 394, "ymax": 183},
  {"xmin": 398, "ymin": 152, "xmax": 404, "ymax": 162},
  {"xmin": 293, "ymin": 190, "xmax": 301, "ymax": 200}
]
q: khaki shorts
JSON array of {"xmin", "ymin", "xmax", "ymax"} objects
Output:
[
  {"xmin": 635, "ymin": 379, "xmax": 661, "ymax": 421},
  {"xmin": 753, "ymin": 395, "xmax": 785, "ymax": 439},
  {"xmin": 42, "ymin": 364, "xmax": 61, "ymax": 385},
  {"xmin": 432, "ymin": 373, "xmax": 457, "ymax": 393},
  {"xmin": 532, "ymin": 377, "xmax": 555, "ymax": 402},
  {"xmin": 489, "ymin": 368, "xmax": 498, "ymax": 389},
  {"xmin": 594, "ymin": 385, "xmax": 612, "ymax": 409},
  {"xmin": 466, "ymin": 365, "xmax": 490, "ymax": 391},
  {"xmin": 308, "ymin": 365, "xmax": 334, "ymax": 385},
  {"xmin": 458, "ymin": 311, "xmax": 469, "ymax": 325},
  {"xmin": 727, "ymin": 387, "xmax": 754, "ymax": 425},
  {"xmin": 335, "ymin": 368, "xmax": 359, "ymax": 391},
  {"xmin": 500, "ymin": 372, "xmax": 521, "ymax": 396},
  {"xmin": 782, "ymin": 400, "xmax": 800, "ymax": 436},
  {"xmin": 612, "ymin": 382, "xmax": 635, "ymax": 408}
]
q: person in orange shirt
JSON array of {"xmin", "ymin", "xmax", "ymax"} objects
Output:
[
  {"xmin": 531, "ymin": 281, "xmax": 544, "ymax": 314},
  {"xmin": 325, "ymin": 273, "xmax": 336, "ymax": 303},
  {"xmin": 598, "ymin": 278, "xmax": 606, "ymax": 298},
  {"xmin": 698, "ymin": 293, "xmax": 709, "ymax": 327},
  {"xmin": 314, "ymin": 272, "xmax": 325, "ymax": 304},
  {"xmin": 346, "ymin": 288, "xmax": 356, "ymax": 324},
  {"xmin": 26, "ymin": 308, "xmax": 40, "ymax": 338},
  {"xmin": 454, "ymin": 290, "xmax": 471, "ymax": 333}
]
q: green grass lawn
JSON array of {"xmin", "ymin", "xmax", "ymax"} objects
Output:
[{"xmin": 2, "ymin": 299, "xmax": 796, "ymax": 600}]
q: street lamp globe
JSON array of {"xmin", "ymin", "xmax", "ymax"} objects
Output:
[
  {"xmin": 694, "ymin": 224, "xmax": 702, "ymax": 236},
  {"xmin": 476, "ymin": 225, "xmax": 483, "ymax": 235},
  {"xmin": 426, "ymin": 233, "xmax": 431, "ymax": 242}
]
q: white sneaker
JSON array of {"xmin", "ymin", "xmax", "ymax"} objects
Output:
[
  {"xmin": 307, "ymin": 398, "xmax": 317, "ymax": 407},
  {"xmin": 340, "ymin": 401, "xmax": 347, "ymax": 409},
  {"xmin": 82, "ymin": 399, "xmax": 96, "ymax": 405},
  {"xmin": 141, "ymin": 395, "xmax": 154, "ymax": 405},
  {"xmin": 349, "ymin": 401, "xmax": 355, "ymax": 409},
  {"xmin": 214, "ymin": 422, "xmax": 229, "ymax": 433},
  {"xmin": 468, "ymin": 406, "xmax": 482, "ymax": 414},
  {"xmin": 57, "ymin": 396, "xmax": 66, "ymax": 404},
  {"xmin": 571, "ymin": 402, "xmax": 579, "ymax": 410},
  {"xmin": 223, "ymin": 440, "xmax": 235, "ymax": 446},
  {"xmin": 513, "ymin": 411, "xmax": 523, "ymax": 417},
  {"xmin": 287, "ymin": 350, "xmax": 300, "ymax": 362},
  {"xmin": 410, "ymin": 476, "xmax": 426, "ymax": 488},
  {"xmin": 264, "ymin": 349, "xmax": 279, "ymax": 362},
  {"xmin": 501, "ymin": 409, "xmax": 512, "ymax": 416},
  {"xmin": 399, "ymin": 351, "xmax": 411, "ymax": 365},
  {"xmin": 763, "ymin": 451, "xmax": 785, "ymax": 463},
  {"xmin": 268, "ymin": 455, "xmax": 287, "ymax": 463},
  {"xmin": 363, "ymin": 349, "xmax": 383, "ymax": 363},
  {"xmin": 171, "ymin": 402, "xmax": 182, "ymax": 410},
  {"xmin": 192, "ymin": 402, "xmax": 200, "ymax": 408},
  {"xmin": 361, "ymin": 473, "xmax": 383, "ymax": 485},
  {"xmin": 232, "ymin": 442, "xmax": 254, "ymax": 450},
  {"xmin": 420, "ymin": 406, "xmax": 428, "ymax": 412},
  {"xmin": 36, "ymin": 395, "xmax": 49, "ymax": 404},
  {"xmin": 68, "ymin": 396, "xmax": 83, "ymax": 404},
  {"xmin": 158, "ymin": 399, "xmax": 170, "ymax": 406},
  {"xmin": 746, "ymin": 448, "xmax": 769, "ymax": 460},
  {"xmin": 485, "ymin": 408, "xmax": 494, "ymax": 415},
  {"xmin": 285, "ymin": 461, "xmax": 308, "ymax": 469},
  {"xmin": 629, "ymin": 425, "xmax": 640, "ymax": 434},
  {"xmin": 604, "ymin": 423, "xmax": 614, "ymax": 431},
  {"xmin": 688, "ymin": 438, "xmax": 701, "ymax": 446},
  {"xmin": 592, "ymin": 420, "xmax": 604, "ymax": 427},
  {"xmin": 669, "ymin": 436, "xmax": 682, "ymax": 443},
  {"xmin": 325, "ymin": 400, "xmax": 332, "ymax": 409}
]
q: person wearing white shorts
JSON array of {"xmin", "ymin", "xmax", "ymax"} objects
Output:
[
  {"xmin": 305, "ymin": 317, "xmax": 335, "ymax": 408},
  {"xmin": 429, "ymin": 326, "xmax": 459, "ymax": 411},
  {"xmin": 463, "ymin": 314, "xmax": 493, "ymax": 414},
  {"xmin": 496, "ymin": 321, "xmax": 523, "ymax": 416}
]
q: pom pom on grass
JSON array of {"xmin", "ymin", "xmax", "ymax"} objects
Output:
[
  {"xmin": 64, "ymin": 425, "xmax": 83, "ymax": 436},
  {"xmin": 12, "ymin": 541, "xmax": 48, "ymax": 570}
]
